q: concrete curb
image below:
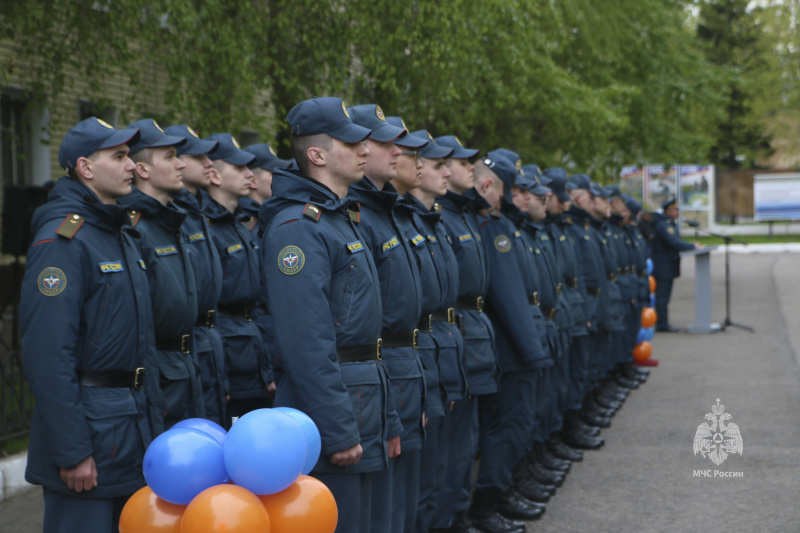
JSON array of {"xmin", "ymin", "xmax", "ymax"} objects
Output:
[{"xmin": 0, "ymin": 452, "xmax": 34, "ymax": 502}]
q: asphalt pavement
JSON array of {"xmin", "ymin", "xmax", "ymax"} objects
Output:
[{"xmin": 2, "ymin": 251, "xmax": 799, "ymax": 533}]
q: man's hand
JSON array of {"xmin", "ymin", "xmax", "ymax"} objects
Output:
[
  {"xmin": 265, "ymin": 381, "xmax": 277, "ymax": 398},
  {"xmin": 60, "ymin": 455, "xmax": 97, "ymax": 493},
  {"xmin": 694, "ymin": 242, "xmax": 702, "ymax": 250},
  {"xmin": 422, "ymin": 412, "xmax": 429, "ymax": 427},
  {"xmin": 330, "ymin": 444, "xmax": 362, "ymax": 466},
  {"xmin": 387, "ymin": 436, "xmax": 401, "ymax": 458}
]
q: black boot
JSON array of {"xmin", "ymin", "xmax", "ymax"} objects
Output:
[
  {"xmin": 580, "ymin": 407, "xmax": 611, "ymax": 428},
  {"xmin": 440, "ymin": 510, "xmax": 480, "ymax": 533},
  {"xmin": 525, "ymin": 461, "xmax": 565, "ymax": 487},
  {"xmin": 534, "ymin": 446, "xmax": 571, "ymax": 473},
  {"xmin": 496, "ymin": 489, "xmax": 546, "ymax": 521},
  {"xmin": 548, "ymin": 431, "xmax": 584, "ymax": 461},
  {"xmin": 613, "ymin": 371, "xmax": 640, "ymax": 389},
  {"xmin": 468, "ymin": 488, "xmax": 524, "ymax": 533},
  {"xmin": 516, "ymin": 476, "xmax": 555, "ymax": 502}
]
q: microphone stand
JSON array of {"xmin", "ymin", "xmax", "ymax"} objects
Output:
[{"xmin": 683, "ymin": 222, "xmax": 754, "ymax": 333}]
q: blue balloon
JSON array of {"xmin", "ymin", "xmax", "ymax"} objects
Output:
[
  {"xmin": 642, "ymin": 327, "xmax": 655, "ymax": 341},
  {"xmin": 172, "ymin": 418, "xmax": 227, "ymax": 446},
  {"xmin": 636, "ymin": 328, "xmax": 647, "ymax": 344},
  {"xmin": 223, "ymin": 408, "xmax": 307, "ymax": 495},
  {"xmin": 649, "ymin": 294, "xmax": 656, "ymax": 308},
  {"xmin": 143, "ymin": 427, "xmax": 229, "ymax": 505},
  {"xmin": 646, "ymin": 258, "xmax": 654, "ymax": 276},
  {"xmin": 274, "ymin": 407, "xmax": 322, "ymax": 475}
]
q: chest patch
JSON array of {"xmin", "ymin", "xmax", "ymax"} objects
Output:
[
  {"xmin": 382, "ymin": 236, "xmax": 400, "ymax": 253},
  {"xmin": 494, "ymin": 235, "xmax": 512, "ymax": 253},
  {"xmin": 155, "ymin": 246, "xmax": 178, "ymax": 256},
  {"xmin": 98, "ymin": 261, "xmax": 124, "ymax": 273},
  {"xmin": 410, "ymin": 234, "xmax": 425, "ymax": 247},
  {"xmin": 458, "ymin": 233, "xmax": 473, "ymax": 242},
  {"xmin": 188, "ymin": 232, "xmax": 206, "ymax": 243},
  {"xmin": 346, "ymin": 241, "xmax": 365, "ymax": 254},
  {"xmin": 227, "ymin": 243, "xmax": 244, "ymax": 254}
]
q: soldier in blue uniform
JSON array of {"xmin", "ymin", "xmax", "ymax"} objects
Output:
[
  {"xmin": 541, "ymin": 168, "xmax": 601, "ymax": 455},
  {"xmin": 347, "ymin": 104, "xmax": 424, "ymax": 533},
  {"xmin": 433, "ymin": 134, "xmax": 499, "ymax": 533},
  {"xmin": 163, "ymin": 124, "xmax": 227, "ymax": 425},
  {"xmin": 21, "ymin": 118, "xmax": 153, "ymax": 532},
  {"xmin": 259, "ymin": 96, "xmax": 399, "ymax": 533},
  {"xmin": 468, "ymin": 155, "xmax": 554, "ymax": 532},
  {"xmin": 652, "ymin": 198, "xmax": 699, "ymax": 331},
  {"xmin": 203, "ymin": 133, "xmax": 271, "ymax": 426},
  {"xmin": 120, "ymin": 119, "xmax": 203, "ymax": 435}
]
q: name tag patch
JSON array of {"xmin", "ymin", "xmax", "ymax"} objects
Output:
[
  {"xmin": 458, "ymin": 234, "xmax": 473, "ymax": 242},
  {"xmin": 98, "ymin": 261, "xmax": 124, "ymax": 273},
  {"xmin": 188, "ymin": 232, "xmax": 206, "ymax": 243},
  {"xmin": 382, "ymin": 236, "xmax": 399, "ymax": 253},
  {"xmin": 410, "ymin": 234, "xmax": 425, "ymax": 247},
  {"xmin": 426, "ymin": 235, "xmax": 437, "ymax": 244},
  {"xmin": 155, "ymin": 246, "xmax": 178, "ymax": 256},
  {"xmin": 227, "ymin": 243, "xmax": 244, "ymax": 254},
  {"xmin": 346, "ymin": 241, "xmax": 365, "ymax": 254}
]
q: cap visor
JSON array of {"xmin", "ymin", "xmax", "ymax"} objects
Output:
[
  {"xmin": 218, "ymin": 150, "xmax": 257, "ymax": 166},
  {"xmin": 329, "ymin": 123, "xmax": 372, "ymax": 144},
  {"xmin": 98, "ymin": 128, "xmax": 141, "ymax": 151},
  {"xmin": 370, "ymin": 124, "xmax": 406, "ymax": 143},
  {"xmin": 531, "ymin": 184, "xmax": 550, "ymax": 195},
  {"xmin": 182, "ymin": 138, "xmax": 219, "ymax": 156},
  {"xmin": 393, "ymin": 133, "xmax": 428, "ymax": 149},
  {"xmin": 149, "ymin": 134, "xmax": 188, "ymax": 149},
  {"xmin": 450, "ymin": 146, "xmax": 479, "ymax": 159},
  {"xmin": 556, "ymin": 190, "xmax": 571, "ymax": 202},
  {"xmin": 420, "ymin": 144, "xmax": 454, "ymax": 159},
  {"xmin": 538, "ymin": 175, "xmax": 552, "ymax": 185}
]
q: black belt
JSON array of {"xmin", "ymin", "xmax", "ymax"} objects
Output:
[
  {"xmin": 608, "ymin": 273, "xmax": 617, "ymax": 282},
  {"xmin": 218, "ymin": 304, "xmax": 256, "ymax": 321},
  {"xmin": 381, "ymin": 329, "xmax": 419, "ymax": 349},
  {"xmin": 542, "ymin": 306, "xmax": 557, "ymax": 320},
  {"xmin": 432, "ymin": 307, "xmax": 457, "ymax": 325},
  {"xmin": 586, "ymin": 287, "xmax": 601, "ymax": 297},
  {"xmin": 456, "ymin": 296, "xmax": 484, "ymax": 312},
  {"xmin": 337, "ymin": 342, "xmax": 382, "ymax": 363},
  {"xmin": 156, "ymin": 334, "xmax": 192, "ymax": 354},
  {"xmin": 565, "ymin": 277, "xmax": 579, "ymax": 288},
  {"xmin": 77, "ymin": 368, "xmax": 145, "ymax": 391},
  {"xmin": 196, "ymin": 309, "xmax": 216, "ymax": 328},
  {"xmin": 418, "ymin": 314, "xmax": 433, "ymax": 331},
  {"xmin": 528, "ymin": 292, "xmax": 540, "ymax": 306},
  {"xmin": 556, "ymin": 283, "xmax": 563, "ymax": 295}
]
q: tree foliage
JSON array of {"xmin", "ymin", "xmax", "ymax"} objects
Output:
[{"xmin": 1, "ymin": 0, "xmax": 771, "ymax": 176}]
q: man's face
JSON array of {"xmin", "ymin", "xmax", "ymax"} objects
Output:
[
  {"xmin": 364, "ymin": 139, "xmax": 401, "ymax": 182},
  {"xmin": 545, "ymin": 191, "xmax": 563, "ymax": 215},
  {"xmin": 482, "ymin": 174, "xmax": 504, "ymax": 211},
  {"xmin": 87, "ymin": 145, "xmax": 136, "ymax": 203},
  {"xmin": 446, "ymin": 158, "xmax": 474, "ymax": 194},
  {"xmin": 666, "ymin": 206, "xmax": 679, "ymax": 220},
  {"xmin": 180, "ymin": 153, "xmax": 213, "ymax": 190},
  {"xmin": 394, "ymin": 149, "xmax": 422, "ymax": 191},
  {"xmin": 326, "ymin": 138, "xmax": 370, "ymax": 185},
  {"xmin": 217, "ymin": 160, "xmax": 255, "ymax": 199},
  {"xmin": 251, "ymin": 168, "xmax": 273, "ymax": 200},
  {"xmin": 147, "ymin": 146, "xmax": 185, "ymax": 194},
  {"xmin": 592, "ymin": 195, "xmax": 610, "ymax": 218},
  {"xmin": 610, "ymin": 197, "xmax": 625, "ymax": 216},
  {"xmin": 418, "ymin": 157, "xmax": 450, "ymax": 197},
  {"xmin": 511, "ymin": 186, "xmax": 531, "ymax": 212},
  {"xmin": 527, "ymin": 192, "xmax": 547, "ymax": 221}
]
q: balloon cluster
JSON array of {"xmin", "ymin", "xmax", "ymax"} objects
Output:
[
  {"xmin": 119, "ymin": 408, "xmax": 337, "ymax": 533},
  {"xmin": 635, "ymin": 259, "xmax": 656, "ymax": 362}
]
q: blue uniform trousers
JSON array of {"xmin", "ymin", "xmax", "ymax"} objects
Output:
[
  {"xmin": 312, "ymin": 472, "xmax": 372, "ymax": 533},
  {"xmin": 416, "ymin": 413, "xmax": 447, "ymax": 532},
  {"xmin": 370, "ymin": 450, "xmax": 421, "ymax": 533},
  {"xmin": 566, "ymin": 335, "xmax": 589, "ymax": 410},
  {"xmin": 655, "ymin": 277, "xmax": 673, "ymax": 327},
  {"xmin": 43, "ymin": 487, "xmax": 130, "ymax": 533},
  {"xmin": 552, "ymin": 349, "xmax": 570, "ymax": 431},
  {"xmin": 588, "ymin": 332, "xmax": 609, "ymax": 390},
  {"xmin": 194, "ymin": 326, "xmax": 226, "ymax": 425},
  {"xmin": 475, "ymin": 370, "xmax": 538, "ymax": 492}
]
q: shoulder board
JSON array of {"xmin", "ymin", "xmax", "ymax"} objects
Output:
[
  {"xmin": 513, "ymin": 230, "xmax": 521, "ymax": 239},
  {"xmin": 127, "ymin": 210, "xmax": 141, "ymax": 227},
  {"xmin": 55, "ymin": 214, "xmax": 84, "ymax": 239},
  {"xmin": 303, "ymin": 203, "xmax": 322, "ymax": 222},
  {"xmin": 248, "ymin": 217, "xmax": 258, "ymax": 232},
  {"xmin": 559, "ymin": 235, "xmax": 566, "ymax": 242},
  {"xmin": 432, "ymin": 202, "xmax": 442, "ymax": 213},
  {"xmin": 564, "ymin": 216, "xmax": 573, "ymax": 225},
  {"xmin": 348, "ymin": 209, "xmax": 360, "ymax": 223}
]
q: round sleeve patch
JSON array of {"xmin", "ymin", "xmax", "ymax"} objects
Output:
[
  {"xmin": 494, "ymin": 235, "xmax": 512, "ymax": 253},
  {"xmin": 278, "ymin": 246, "xmax": 305, "ymax": 275},
  {"xmin": 38, "ymin": 267, "xmax": 67, "ymax": 296}
]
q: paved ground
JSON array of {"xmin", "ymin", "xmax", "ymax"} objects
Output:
[{"xmin": 2, "ymin": 252, "xmax": 799, "ymax": 532}]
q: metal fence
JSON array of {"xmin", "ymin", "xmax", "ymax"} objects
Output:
[{"xmin": 0, "ymin": 350, "xmax": 34, "ymax": 445}]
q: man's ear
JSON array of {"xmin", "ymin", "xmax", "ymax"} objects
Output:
[
  {"xmin": 75, "ymin": 157, "xmax": 93, "ymax": 181},
  {"xmin": 134, "ymin": 161, "xmax": 150, "ymax": 180},
  {"xmin": 307, "ymin": 146, "xmax": 326, "ymax": 168},
  {"xmin": 208, "ymin": 167, "xmax": 222, "ymax": 187}
]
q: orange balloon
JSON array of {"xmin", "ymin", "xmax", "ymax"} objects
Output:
[
  {"xmin": 180, "ymin": 485, "xmax": 270, "ymax": 533},
  {"xmin": 120, "ymin": 486, "xmax": 186, "ymax": 533},
  {"xmin": 258, "ymin": 475, "xmax": 338, "ymax": 533},
  {"xmin": 633, "ymin": 341, "xmax": 652, "ymax": 361},
  {"xmin": 649, "ymin": 275, "xmax": 657, "ymax": 293},
  {"xmin": 641, "ymin": 307, "xmax": 657, "ymax": 328}
]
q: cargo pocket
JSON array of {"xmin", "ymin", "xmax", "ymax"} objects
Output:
[
  {"xmin": 381, "ymin": 355, "xmax": 424, "ymax": 432},
  {"xmin": 157, "ymin": 356, "xmax": 191, "ymax": 425},
  {"xmin": 462, "ymin": 312, "xmax": 495, "ymax": 376},
  {"xmin": 340, "ymin": 363, "xmax": 383, "ymax": 465},
  {"xmin": 83, "ymin": 392, "xmax": 143, "ymax": 476},
  {"xmin": 416, "ymin": 340, "xmax": 444, "ymax": 417}
]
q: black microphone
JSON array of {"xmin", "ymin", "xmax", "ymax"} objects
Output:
[{"xmin": 683, "ymin": 219, "xmax": 699, "ymax": 228}]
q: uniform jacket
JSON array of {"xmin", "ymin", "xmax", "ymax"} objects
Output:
[
  {"xmin": 588, "ymin": 216, "xmax": 624, "ymax": 332},
  {"xmin": 348, "ymin": 178, "xmax": 425, "ymax": 450},
  {"xmin": 544, "ymin": 212, "xmax": 587, "ymax": 338},
  {"xmin": 260, "ymin": 169, "xmax": 398, "ymax": 474},
  {"xmin": 171, "ymin": 188, "xmax": 227, "ymax": 424},
  {"xmin": 563, "ymin": 205, "xmax": 603, "ymax": 333},
  {"xmin": 651, "ymin": 212, "xmax": 694, "ymax": 279},
  {"xmin": 202, "ymin": 191, "xmax": 269, "ymax": 400},
  {"xmin": 21, "ymin": 177, "xmax": 153, "ymax": 498},
  {"xmin": 119, "ymin": 188, "xmax": 203, "ymax": 434},
  {"xmin": 437, "ymin": 190, "xmax": 497, "ymax": 395}
]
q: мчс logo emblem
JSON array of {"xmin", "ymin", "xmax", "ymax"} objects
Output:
[{"xmin": 693, "ymin": 398, "xmax": 743, "ymax": 466}]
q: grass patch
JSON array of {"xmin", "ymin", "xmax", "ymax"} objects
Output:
[
  {"xmin": 0, "ymin": 435, "xmax": 29, "ymax": 457},
  {"xmin": 687, "ymin": 234, "xmax": 800, "ymax": 246}
]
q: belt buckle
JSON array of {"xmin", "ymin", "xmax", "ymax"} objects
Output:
[
  {"xmin": 476, "ymin": 296, "xmax": 484, "ymax": 313},
  {"xmin": 133, "ymin": 367, "xmax": 145, "ymax": 390},
  {"xmin": 447, "ymin": 307, "xmax": 456, "ymax": 326},
  {"xmin": 244, "ymin": 306, "xmax": 254, "ymax": 322},
  {"xmin": 180, "ymin": 334, "xmax": 191, "ymax": 354},
  {"xmin": 556, "ymin": 283, "xmax": 563, "ymax": 295},
  {"xmin": 207, "ymin": 309, "xmax": 215, "ymax": 328},
  {"xmin": 376, "ymin": 339, "xmax": 383, "ymax": 360},
  {"xmin": 573, "ymin": 277, "xmax": 578, "ymax": 288},
  {"xmin": 533, "ymin": 291, "xmax": 540, "ymax": 306},
  {"xmin": 550, "ymin": 309, "xmax": 557, "ymax": 320},
  {"xmin": 412, "ymin": 329, "xmax": 419, "ymax": 350},
  {"xmin": 426, "ymin": 314, "xmax": 433, "ymax": 332}
]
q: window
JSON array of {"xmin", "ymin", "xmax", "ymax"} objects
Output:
[
  {"xmin": 1, "ymin": 90, "xmax": 33, "ymax": 187},
  {"xmin": 78, "ymin": 100, "xmax": 118, "ymax": 127}
]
